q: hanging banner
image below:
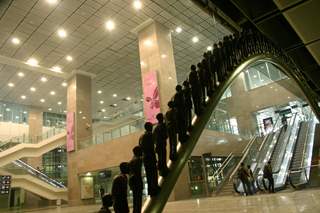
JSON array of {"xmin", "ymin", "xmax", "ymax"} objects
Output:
[
  {"xmin": 66, "ymin": 112, "xmax": 75, "ymax": 152},
  {"xmin": 142, "ymin": 71, "xmax": 160, "ymax": 124}
]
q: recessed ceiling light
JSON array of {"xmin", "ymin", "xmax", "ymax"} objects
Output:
[
  {"xmin": 17, "ymin": 72, "xmax": 25, "ymax": 77},
  {"xmin": 5, "ymin": 108, "xmax": 10, "ymax": 112},
  {"xmin": 192, "ymin": 36, "xmax": 199, "ymax": 43},
  {"xmin": 253, "ymin": 75, "xmax": 257, "ymax": 78},
  {"xmin": 26, "ymin": 58, "xmax": 39, "ymax": 66},
  {"xmin": 48, "ymin": 108, "xmax": 52, "ymax": 111},
  {"xmin": 112, "ymin": 93, "xmax": 117, "ymax": 97},
  {"xmin": 133, "ymin": 0, "xmax": 142, "ymax": 10},
  {"xmin": 40, "ymin": 77, "xmax": 48, "ymax": 82},
  {"xmin": 161, "ymin": 54, "xmax": 167, "ymax": 59},
  {"xmin": 207, "ymin": 46, "xmax": 213, "ymax": 51},
  {"xmin": 51, "ymin": 66, "xmax": 62, "ymax": 73},
  {"xmin": 30, "ymin": 87, "xmax": 36, "ymax": 92},
  {"xmin": 97, "ymin": 90, "xmax": 102, "ymax": 94},
  {"xmin": 21, "ymin": 95, "xmax": 26, "ymax": 100},
  {"xmin": 61, "ymin": 82, "xmax": 67, "ymax": 87},
  {"xmin": 79, "ymin": 111, "xmax": 82, "ymax": 114},
  {"xmin": 105, "ymin": 20, "xmax": 115, "ymax": 31},
  {"xmin": 46, "ymin": 0, "xmax": 58, "ymax": 4},
  {"xmin": 101, "ymin": 109, "xmax": 106, "ymax": 112},
  {"xmin": 66, "ymin": 55, "xmax": 73, "ymax": 61},
  {"xmin": 63, "ymin": 110, "xmax": 67, "ymax": 113},
  {"xmin": 58, "ymin": 101, "xmax": 62, "ymax": 105},
  {"xmin": 50, "ymin": 91, "xmax": 56, "ymax": 95},
  {"xmin": 40, "ymin": 99, "xmax": 45, "ymax": 103},
  {"xmin": 175, "ymin": 27, "xmax": 182, "ymax": 33},
  {"xmin": 110, "ymin": 104, "xmax": 118, "ymax": 107},
  {"xmin": 125, "ymin": 97, "xmax": 131, "ymax": 101},
  {"xmin": 8, "ymin": 82, "xmax": 14, "ymax": 87},
  {"xmin": 11, "ymin": 37, "xmax": 20, "ymax": 45},
  {"xmin": 144, "ymin": 39, "xmax": 153, "ymax": 47},
  {"xmin": 57, "ymin": 28, "xmax": 67, "ymax": 38},
  {"xmin": 100, "ymin": 100, "xmax": 104, "ymax": 104},
  {"xmin": 23, "ymin": 111, "xmax": 27, "ymax": 114}
]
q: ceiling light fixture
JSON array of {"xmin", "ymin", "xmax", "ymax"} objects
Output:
[
  {"xmin": 57, "ymin": 28, "xmax": 67, "ymax": 38},
  {"xmin": 40, "ymin": 77, "xmax": 48, "ymax": 82},
  {"xmin": 17, "ymin": 72, "xmax": 25, "ymax": 77},
  {"xmin": 100, "ymin": 100, "xmax": 104, "ymax": 104},
  {"xmin": 30, "ymin": 87, "xmax": 36, "ymax": 92},
  {"xmin": 133, "ymin": 0, "xmax": 142, "ymax": 10},
  {"xmin": 21, "ymin": 95, "xmax": 26, "ymax": 100},
  {"xmin": 105, "ymin": 20, "xmax": 115, "ymax": 31},
  {"xmin": 207, "ymin": 46, "xmax": 213, "ymax": 51},
  {"xmin": 48, "ymin": 108, "xmax": 52, "ymax": 111},
  {"xmin": 40, "ymin": 99, "xmax": 45, "ymax": 103},
  {"xmin": 112, "ymin": 93, "xmax": 117, "ymax": 97},
  {"xmin": 175, "ymin": 27, "xmax": 182, "ymax": 33},
  {"xmin": 97, "ymin": 90, "xmax": 102, "ymax": 94},
  {"xmin": 192, "ymin": 36, "xmax": 199, "ymax": 43},
  {"xmin": 51, "ymin": 66, "xmax": 62, "ymax": 73},
  {"xmin": 58, "ymin": 101, "xmax": 62, "ymax": 105},
  {"xmin": 101, "ymin": 109, "xmax": 106, "ymax": 112},
  {"xmin": 161, "ymin": 54, "xmax": 167, "ymax": 59},
  {"xmin": 11, "ymin": 37, "xmax": 20, "ymax": 45},
  {"xmin": 50, "ymin": 91, "xmax": 56, "ymax": 95},
  {"xmin": 26, "ymin": 58, "xmax": 39, "ymax": 66},
  {"xmin": 66, "ymin": 55, "xmax": 73, "ymax": 61},
  {"xmin": 8, "ymin": 82, "xmax": 14, "ymax": 87},
  {"xmin": 61, "ymin": 82, "xmax": 67, "ymax": 87},
  {"xmin": 125, "ymin": 97, "xmax": 131, "ymax": 101},
  {"xmin": 144, "ymin": 39, "xmax": 153, "ymax": 47},
  {"xmin": 46, "ymin": 0, "xmax": 58, "ymax": 4}
]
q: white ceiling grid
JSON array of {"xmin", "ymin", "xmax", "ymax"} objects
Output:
[{"xmin": 0, "ymin": 0, "xmax": 230, "ymax": 119}]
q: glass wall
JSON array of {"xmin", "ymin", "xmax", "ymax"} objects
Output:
[
  {"xmin": 42, "ymin": 146, "xmax": 67, "ymax": 185},
  {"xmin": 43, "ymin": 112, "xmax": 66, "ymax": 128},
  {"xmin": 244, "ymin": 62, "xmax": 287, "ymax": 90},
  {"xmin": 0, "ymin": 101, "xmax": 28, "ymax": 124}
]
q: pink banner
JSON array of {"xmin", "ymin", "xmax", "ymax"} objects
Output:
[
  {"xmin": 143, "ymin": 71, "xmax": 160, "ymax": 124},
  {"xmin": 66, "ymin": 112, "xmax": 75, "ymax": 152}
]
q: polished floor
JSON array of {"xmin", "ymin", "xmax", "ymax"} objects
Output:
[{"xmin": 5, "ymin": 189, "xmax": 320, "ymax": 213}]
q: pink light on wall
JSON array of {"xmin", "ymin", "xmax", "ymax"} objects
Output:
[
  {"xmin": 66, "ymin": 112, "xmax": 75, "ymax": 152},
  {"xmin": 142, "ymin": 71, "xmax": 160, "ymax": 124}
]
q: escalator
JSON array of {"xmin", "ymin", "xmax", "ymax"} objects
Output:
[{"xmin": 0, "ymin": 159, "xmax": 67, "ymax": 201}]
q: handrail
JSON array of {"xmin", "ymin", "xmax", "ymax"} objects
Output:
[
  {"xmin": 211, "ymin": 152, "xmax": 233, "ymax": 179},
  {"xmin": 228, "ymin": 135, "xmax": 257, "ymax": 181},
  {"xmin": 299, "ymin": 110, "xmax": 314, "ymax": 168}
]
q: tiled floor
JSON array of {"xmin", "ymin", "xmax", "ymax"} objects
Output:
[{"xmin": 4, "ymin": 189, "xmax": 320, "ymax": 213}]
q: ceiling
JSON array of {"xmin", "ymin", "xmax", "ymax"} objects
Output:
[{"xmin": 0, "ymin": 0, "xmax": 231, "ymax": 119}]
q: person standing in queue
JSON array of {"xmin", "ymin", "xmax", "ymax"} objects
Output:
[
  {"xmin": 139, "ymin": 122, "xmax": 160, "ymax": 197},
  {"xmin": 165, "ymin": 101, "xmax": 178, "ymax": 161},
  {"xmin": 173, "ymin": 85, "xmax": 188, "ymax": 143},
  {"xmin": 238, "ymin": 163, "xmax": 252, "ymax": 196},
  {"xmin": 189, "ymin": 65, "xmax": 202, "ymax": 116},
  {"xmin": 111, "ymin": 162, "xmax": 129, "ymax": 213},
  {"xmin": 197, "ymin": 62, "xmax": 206, "ymax": 105},
  {"xmin": 153, "ymin": 113, "xmax": 169, "ymax": 177},
  {"xmin": 129, "ymin": 146, "xmax": 143, "ymax": 213},
  {"xmin": 263, "ymin": 161, "xmax": 275, "ymax": 193},
  {"xmin": 182, "ymin": 80, "xmax": 193, "ymax": 131}
]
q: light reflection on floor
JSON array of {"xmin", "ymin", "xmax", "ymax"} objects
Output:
[{"xmin": 4, "ymin": 189, "xmax": 320, "ymax": 213}]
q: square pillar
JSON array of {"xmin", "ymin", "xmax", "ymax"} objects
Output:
[
  {"xmin": 137, "ymin": 20, "xmax": 178, "ymax": 120},
  {"xmin": 66, "ymin": 73, "xmax": 93, "ymax": 205}
]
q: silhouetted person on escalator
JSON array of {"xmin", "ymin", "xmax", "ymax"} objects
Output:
[
  {"xmin": 202, "ymin": 54, "xmax": 214, "ymax": 96},
  {"xmin": 166, "ymin": 101, "xmax": 178, "ymax": 161},
  {"xmin": 211, "ymin": 43, "xmax": 220, "ymax": 87},
  {"xmin": 197, "ymin": 62, "xmax": 206, "ymax": 106},
  {"xmin": 182, "ymin": 80, "xmax": 193, "ymax": 131},
  {"xmin": 129, "ymin": 146, "xmax": 143, "ymax": 213},
  {"xmin": 281, "ymin": 115, "xmax": 288, "ymax": 131},
  {"xmin": 112, "ymin": 162, "xmax": 129, "ymax": 213},
  {"xmin": 153, "ymin": 113, "xmax": 169, "ymax": 177},
  {"xmin": 263, "ymin": 161, "xmax": 275, "ymax": 193},
  {"xmin": 238, "ymin": 163, "xmax": 252, "ymax": 196},
  {"xmin": 189, "ymin": 65, "xmax": 202, "ymax": 116},
  {"xmin": 139, "ymin": 122, "xmax": 160, "ymax": 197},
  {"xmin": 174, "ymin": 85, "xmax": 188, "ymax": 143}
]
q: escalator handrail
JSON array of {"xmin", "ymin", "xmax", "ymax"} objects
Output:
[
  {"xmin": 211, "ymin": 152, "xmax": 234, "ymax": 178},
  {"xmin": 11, "ymin": 159, "xmax": 66, "ymax": 188},
  {"xmin": 300, "ymin": 115, "xmax": 315, "ymax": 168},
  {"xmin": 228, "ymin": 135, "xmax": 257, "ymax": 182}
]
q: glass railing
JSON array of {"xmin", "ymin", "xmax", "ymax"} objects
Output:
[
  {"xmin": 0, "ymin": 127, "xmax": 66, "ymax": 151},
  {"xmin": 3, "ymin": 159, "xmax": 66, "ymax": 189},
  {"xmin": 78, "ymin": 118, "xmax": 145, "ymax": 150}
]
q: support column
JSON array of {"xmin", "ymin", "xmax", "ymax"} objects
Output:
[
  {"xmin": 27, "ymin": 108, "xmax": 43, "ymax": 168},
  {"xmin": 66, "ymin": 73, "xmax": 92, "ymax": 205},
  {"xmin": 137, "ymin": 20, "xmax": 178, "ymax": 117}
]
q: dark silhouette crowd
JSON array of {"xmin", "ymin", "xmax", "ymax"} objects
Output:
[{"xmin": 99, "ymin": 28, "xmax": 293, "ymax": 212}]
